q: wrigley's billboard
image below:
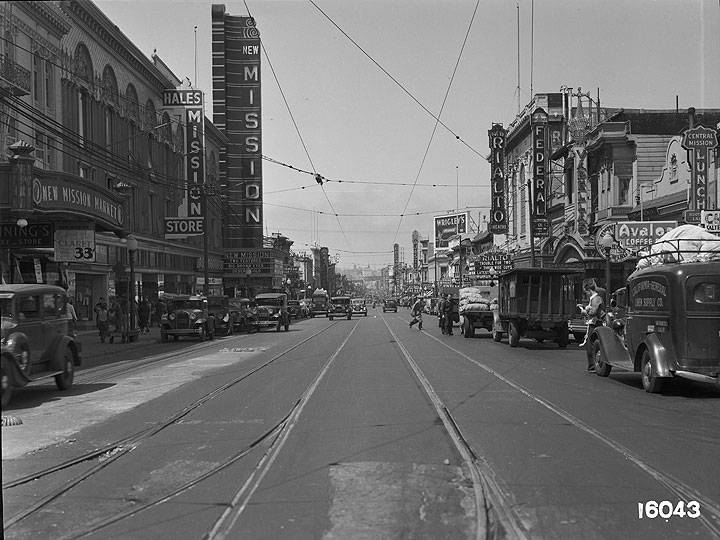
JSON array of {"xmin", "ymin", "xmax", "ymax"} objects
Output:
[{"xmin": 434, "ymin": 213, "xmax": 467, "ymax": 249}]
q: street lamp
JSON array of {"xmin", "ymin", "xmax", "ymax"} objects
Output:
[{"xmin": 598, "ymin": 231, "xmax": 614, "ymax": 296}]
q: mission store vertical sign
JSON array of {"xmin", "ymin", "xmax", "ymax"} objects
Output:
[
  {"xmin": 162, "ymin": 89, "xmax": 205, "ymax": 238},
  {"xmin": 488, "ymin": 123, "xmax": 508, "ymax": 234}
]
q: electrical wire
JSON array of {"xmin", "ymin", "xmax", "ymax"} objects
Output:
[
  {"xmin": 307, "ymin": 0, "xmax": 485, "ymax": 160},
  {"xmin": 244, "ymin": 0, "xmax": 353, "ymax": 253},
  {"xmin": 263, "ymin": 201, "xmax": 490, "ymax": 217},
  {"xmin": 391, "ymin": 0, "xmax": 481, "ymax": 246}
]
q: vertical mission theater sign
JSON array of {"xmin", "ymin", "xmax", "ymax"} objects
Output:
[{"xmin": 488, "ymin": 123, "xmax": 508, "ymax": 234}]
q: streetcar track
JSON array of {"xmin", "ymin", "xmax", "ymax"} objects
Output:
[
  {"xmin": 3, "ymin": 322, "xmax": 340, "ymax": 532},
  {"xmin": 64, "ymin": 320, "xmax": 360, "ymax": 540},
  {"xmin": 383, "ymin": 316, "xmax": 527, "ymax": 540},
  {"xmin": 419, "ymin": 326, "xmax": 720, "ymax": 539},
  {"xmin": 204, "ymin": 320, "xmax": 360, "ymax": 540}
]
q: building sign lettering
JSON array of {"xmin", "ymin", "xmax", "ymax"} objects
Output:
[
  {"xmin": 0, "ymin": 223, "xmax": 54, "ymax": 248},
  {"xmin": 434, "ymin": 213, "xmax": 468, "ymax": 249},
  {"xmin": 31, "ymin": 177, "xmax": 125, "ymax": 228},
  {"xmin": 488, "ymin": 123, "xmax": 508, "ymax": 234},
  {"xmin": 531, "ymin": 111, "xmax": 549, "ymax": 237},
  {"xmin": 682, "ymin": 125, "xmax": 718, "ymax": 211}
]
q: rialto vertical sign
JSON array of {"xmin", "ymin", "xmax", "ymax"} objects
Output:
[
  {"xmin": 531, "ymin": 108, "xmax": 549, "ymax": 237},
  {"xmin": 488, "ymin": 123, "xmax": 508, "ymax": 234}
]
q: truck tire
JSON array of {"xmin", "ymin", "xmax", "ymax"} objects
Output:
[
  {"xmin": 641, "ymin": 350, "xmax": 665, "ymax": 393},
  {"xmin": 508, "ymin": 321, "xmax": 520, "ymax": 347},
  {"xmin": 556, "ymin": 326, "xmax": 569, "ymax": 348},
  {"xmin": 592, "ymin": 340, "xmax": 612, "ymax": 377}
]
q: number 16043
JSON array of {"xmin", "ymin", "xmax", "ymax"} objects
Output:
[{"xmin": 638, "ymin": 501, "xmax": 700, "ymax": 519}]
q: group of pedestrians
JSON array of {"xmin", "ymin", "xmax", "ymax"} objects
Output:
[{"xmin": 408, "ymin": 293, "xmax": 454, "ymax": 335}]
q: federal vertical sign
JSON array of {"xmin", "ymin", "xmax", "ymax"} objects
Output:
[
  {"xmin": 531, "ymin": 108, "xmax": 549, "ymax": 237},
  {"xmin": 682, "ymin": 125, "xmax": 718, "ymax": 211},
  {"xmin": 488, "ymin": 123, "xmax": 508, "ymax": 234}
]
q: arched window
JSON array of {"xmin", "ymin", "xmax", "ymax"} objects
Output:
[
  {"xmin": 101, "ymin": 65, "xmax": 119, "ymax": 107},
  {"xmin": 144, "ymin": 99, "xmax": 157, "ymax": 131},
  {"xmin": 125, "ymin": 84, "xmax": 139, "ymax": 158},
  {"xmin": 73, "ymin": 43, "xmax": 93, "ymax": 86},
  {"xmin": 125, "ymin": 83, "xmax": 139, "ymax": 121}
]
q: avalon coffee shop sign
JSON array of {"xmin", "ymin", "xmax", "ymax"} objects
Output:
[{"xmin": 32, "ymin": 176, "xmax": 125, "ymax": 228}]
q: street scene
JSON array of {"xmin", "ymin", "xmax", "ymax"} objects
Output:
[{"xmin": 2, "ymin": 1, "xmax": 720, "ymax": 539}]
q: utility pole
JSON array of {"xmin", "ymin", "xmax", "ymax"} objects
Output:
[{"xmin": 203, "ymin": 185, "xmax": 210, "ymax": 296}]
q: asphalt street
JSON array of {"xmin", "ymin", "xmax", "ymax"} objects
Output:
[{"xmin": 2, "ymin": 307, "xmax": 719, "ymax": 539}]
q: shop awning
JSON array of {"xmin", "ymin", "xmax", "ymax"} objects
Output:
[{"xmin": 627, "ymin": 190, "xmax": 687, "ymax": 220}]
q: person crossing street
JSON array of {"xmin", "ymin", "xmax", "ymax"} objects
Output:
[{"xmin": 408, "ymin": 297, "xmax": 424, "ymax": 330}]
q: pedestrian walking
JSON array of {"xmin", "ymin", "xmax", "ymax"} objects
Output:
[
  {"xmin": 437, "ymin": 293, "xmax": 447, "ymax": 333},
  {"xmin": 441, "ymin": 294, "xmax": 454, "ymax": 336},
  {"xmin": 95, "ymin": 298, "xmax": 109, "ymax": 342},
  {"xmin": 66, "ymin": 298, "xmax": 78, "ymax": 336},
  {"xmin": 139, "ymin": 299, "xmax": 151, "ymax": 334},
  {"xmin": 408, "ymin": 297, "xmax": 424, "ymax": 330},
  {"xmin": 577, "ymin": 281, "xmax": 606, "ymax": 369}
]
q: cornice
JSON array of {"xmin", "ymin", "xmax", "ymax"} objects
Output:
[
  {"xmin": 17, "ymin": 1, "xmax": 71, "ymax": 39},
  {"xmin": 60, "ymin": 0, "xmax": 172, "ymax": 94}
]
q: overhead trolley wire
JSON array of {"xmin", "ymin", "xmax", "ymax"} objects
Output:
[
  {"xmin": 307, "ymin": 0, "xmax": 485, "ymax": 160},
  {"xmin": 244, "ymin": 0, "xmax": 354, "ymax": 253},
  {"xmin": 391, "ymin": 0, "xmax": 481, "ymax": 245}
]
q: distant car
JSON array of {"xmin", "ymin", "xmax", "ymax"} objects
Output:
[
  {"xmin": 383, "ymin": 300, "xmax": 398, "ymax": 313},
  {"xmin": 568, "ymin": 316, "xmax": 587, "ymax": 343},
  {"xmin": 207, "ymin": 295, "xmax": 233, "ymax": 336},
  {"xmin": 161, "ymin": 295, "xmax": 215, "ymax": 342},
  {"xmin": 351, "ymin": 298, "xmax": 368, "ymax": 317},
  {"xmin": 329, "ymin": 296, "xmax": 352, "ymax": 320},
  {"xmin": 1, "ymin": 284, "xmax": 82, "ymax": 407},
  {"xmin": 287, "ymin": 300, "xmax": 302, "ymax": 320},
  {"xmin": 252, "ymin": 293, "xmax": 290, "ymax": 331}
]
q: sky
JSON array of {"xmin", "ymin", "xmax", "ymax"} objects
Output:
[{"xmin": 94, "ymin": 0, "xmax": 720, "ymax": 268}]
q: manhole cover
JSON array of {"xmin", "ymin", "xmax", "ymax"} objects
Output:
[{"xmin": 2, "ymin": 416, "xmax": 23, "ymax": 427}]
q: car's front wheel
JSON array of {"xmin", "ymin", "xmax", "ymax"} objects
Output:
[
  {"xmin": 54, "ymin": 346, "xmax": 75, "ymax": 390},
  {"xmin": 1, "ymin": 359, "xmax": 13, "ymax": 408}
]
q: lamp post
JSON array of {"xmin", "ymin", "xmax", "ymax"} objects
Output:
[
  {"xmin": 126, "ymin": 235, "xmax": 138, "ymax": 336},
  {"xmin": 598, "ymin": 231, "xmax": 614, "ymax": 296}
]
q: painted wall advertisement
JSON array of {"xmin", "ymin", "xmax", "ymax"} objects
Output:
[
  {"xmin": 434, "ymin": 213, "xmax": 468, "ymax": 249},
  {"xmin": 488, "ymin": 123, "xmax": 508, "ymax": 234},
  {"xmin": 54, "ymin": 228, "xmax": 96, "ymax": 262}
]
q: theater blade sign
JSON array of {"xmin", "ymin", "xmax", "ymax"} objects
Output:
[{"xmin": 488, "ymin": 123, "xmax": 508, "ymax": 234}]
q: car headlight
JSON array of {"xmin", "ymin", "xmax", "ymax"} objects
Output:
[
  {"xmin": 169, "ymin": 313, "xmax": 175, "ymax": 321},
  {"xmin": 190, "ymin": 312, "xmax": 198, "ymax": 320}
]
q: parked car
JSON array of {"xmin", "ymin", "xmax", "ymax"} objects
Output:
[
  {"xmin": 208, "ymin": 295, "xmax": 233, "ymax": 336},
  {"xmin": 160, "ymin": 294, "xmax": 215, "ymax": 342},
  {"xmin": 351, "ymin": 298, "xmax": 368, "ymax": 317},
  {"xmin": 252, "ymin": 293, "xmax": 290, "ymax": 331},
  {"xmin": 588, "ymin": 261, "xmax": 720, "ymax": 393},
  {"xmin": 382, "ymin": 299, "xmax": 398, "ymax": 313},
  {"xmin": 329, "ymin": 296, "xmax": 352, "ymax": 320},
  {"xmin": 1, "ymin": 284, "xmax": 82, "ymax": 407}
]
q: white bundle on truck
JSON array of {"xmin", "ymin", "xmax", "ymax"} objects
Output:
[
  {"xmin": 635, "ymin": 224, "xmax": 720, "ymax": 271},
  {"xmin": 459, "ymin": 287, "xmax": 491, "ymax": 312}
]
